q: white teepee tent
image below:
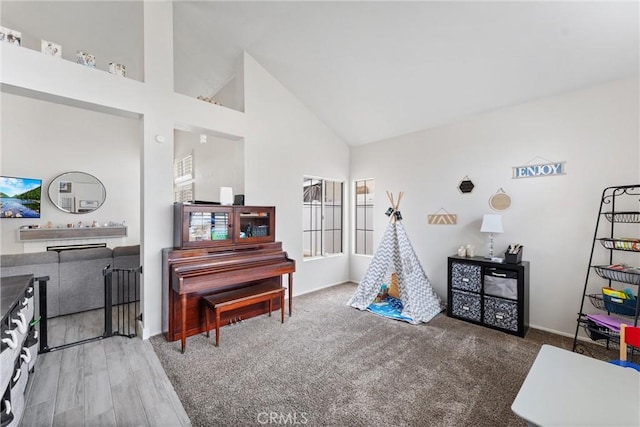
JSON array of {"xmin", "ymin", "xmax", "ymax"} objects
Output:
[{"xmin": 348, "ymin": 192, "xmax": 443, "ymax": 323}]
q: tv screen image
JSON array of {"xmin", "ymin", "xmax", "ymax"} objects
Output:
[{"xmin": 0, "ymin": 176, "xmax": 42, "ymax": 218}]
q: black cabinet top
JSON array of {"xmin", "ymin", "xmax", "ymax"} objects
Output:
[{"xmin": 448, "ymin": 255, "xmax": 529, "ymax": 268}]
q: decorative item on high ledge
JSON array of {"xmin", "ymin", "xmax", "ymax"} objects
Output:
[
  {"xmin": 76, "ymin": 51, "xmax": 96, "ymax": 68},
  {"xmin": 197, "ymin": 95, "xmax": 222, "ymax": 106},
  {"xmin": 41, "ymin": 40, "xmax": 61, "ymax": 57},
  {"xmin": 0, "ymin": 27, "xmax": 21, "ymax": 46},
  {"xmin": 108, "ymin": 62, "xmax": 126, "ymax": 77},
  {"xmin": 480, "ymin": 213, "xmax": 503, "ymax": 258}
]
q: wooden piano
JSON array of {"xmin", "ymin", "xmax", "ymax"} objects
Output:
[
  {"xmin": 162, "ymin": 242, "xmax": 294, "ymax": 352},
  {"xmin": 162, "ymin": 203, "xmax": 295, "ymax": 351},
  {"xmin": 162, "ymin": 203, "xmax": 295, "ymax": 352}
]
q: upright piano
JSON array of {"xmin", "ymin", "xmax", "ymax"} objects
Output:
[{"xmin": 162, "ymin": 204, "xmax": 295, "ymax": 350}]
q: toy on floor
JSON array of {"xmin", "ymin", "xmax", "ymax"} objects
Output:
[{"xmin": 609, "ymin": 324, "xmax": 640, "ymax": 372}]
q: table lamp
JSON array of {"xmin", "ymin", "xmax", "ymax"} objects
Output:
[{"xmin": 480, "ymin": 214, "xmax": 503, "ymax": 258}]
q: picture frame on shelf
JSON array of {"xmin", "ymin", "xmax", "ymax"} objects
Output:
[
  {"xmin": 76, "ymin": 51, "xmax": 96, "ymax": 68},
  {"xmin": 41, "ymin": 40, "xmax": 62, "ymax": 57},
  {"xmin": 1, "ymin": 27, "xmax": 21, "ymax": 46},
  {"xmin": 108, "ymin": 62, "xmax": 126, "ymax": 77}
]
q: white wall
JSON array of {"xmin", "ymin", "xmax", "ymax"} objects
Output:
[
  {"xmin": 350, "ymin": 77, "xmax": 639, "ymax": 337},
  {"xmin": 0, "ymin": 93, "xmax": 141, "ymax": 254},
  {"xmin": 212, "ymin": 76, "xmax": 243, "ymax": 113},
  {"xmin": 1, "ymin": 3, "xmax": 247, "ymax": 339},
  {"xmin": 0, "ymin": 14, "xmax": 350, "ymax": 334},
  {"xmin": 3, "ymin": 2, "xmax": 636, "ymax": 340},
  {"xmin": 243, "ymin": 53, "xmax": 351, "ymax": 295},
  {"xmin": 174, "ymin": 129, "xmax": 244, "ymax": 202}
]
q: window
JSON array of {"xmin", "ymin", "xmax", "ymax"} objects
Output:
[
  {"xmin": 174, "ymin": 154, "xmax": 194, "ymax": 202},
  {"xmin": 174, "ymin": 154, "xmax": 193, "ymax": 183},
  {"xmin": 354, "ymin": 179, "xmax": 374, "ymax": 255},
  {"xmin": 174, "ymin": 183, "xmax": 193, "ymax": 203},
  {"xmin": 303, "ymin": 177, "xmax": 343, "ymax": 258}
]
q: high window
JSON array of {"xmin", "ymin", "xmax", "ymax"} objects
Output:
[
  {"xmin": 174, "ymin": 154, "xmax": 194, "ymax": 202},
  {"xmin": 303, "ymin": 177, "xmax": 343, "ymax": 258},
  {"xmin": 354, "ymin": 179, "xmax": 374, "ymax": 255}
]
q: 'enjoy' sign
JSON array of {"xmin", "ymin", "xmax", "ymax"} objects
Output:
[{"xmin": 512, "ymin": 162, "xmax": 566, "ymax": 179}]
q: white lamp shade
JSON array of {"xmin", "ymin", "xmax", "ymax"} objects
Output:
[
  {"xmin": 480, "ymin": 214, "xmax": 504, "ymax": 233},
  {"xmin": 220, "ymin": 187, "xmax": 233, "ymax": 205}
]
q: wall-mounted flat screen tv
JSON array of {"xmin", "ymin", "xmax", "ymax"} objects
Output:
[{"xmin": 0, "ymin": 176, "xmax": 42, "ymax": 218}]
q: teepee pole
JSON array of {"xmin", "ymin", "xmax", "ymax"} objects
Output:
[
  {"xmin": 386, "ymin": 191, "xmax": 395, "ymax": 223},
  {"xmin": 386, "ymin": 191, "xmax": 394, "ymax": 208},
  {"xmin": 386, "ymin": 191, "xmax": 405, "ymax": 223}
]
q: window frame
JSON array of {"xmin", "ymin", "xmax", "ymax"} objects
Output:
[
  {"xmin": 353, "ymin": 178, "xmax": 374, "ymax": 256},
  {"xmin": 302, "ymin": 176, "xmax": 344, "ymax": 260}
]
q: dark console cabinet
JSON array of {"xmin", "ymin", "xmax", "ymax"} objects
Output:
[
  {"xmin": 173, "ymin": 203, "xmax": 275, "ymax": 249},
  {"xmin": 447, "ymin": 255, "xmax": 529, "ymax": 337}
]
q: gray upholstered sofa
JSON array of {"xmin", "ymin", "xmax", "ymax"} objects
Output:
[{"xmin": 0, "ymin": 245, "xmax": 140, "ymax": 318}]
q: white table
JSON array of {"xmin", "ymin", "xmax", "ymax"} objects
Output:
[{"xmin": 511, "ymin": 344, "xmax": 640, "ymax": 426}]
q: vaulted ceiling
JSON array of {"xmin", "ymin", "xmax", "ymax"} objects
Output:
[
  {"xmin": 173, "ymin": 1, "xmax": 639, "ymax": 146},
  {"xmin": 3, "ymin": 1, "xmax": 637, "ymax": 147}
]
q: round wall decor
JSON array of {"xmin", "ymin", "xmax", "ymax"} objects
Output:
[{"xmin": 489, "ymin": 188, "xmax": 511, "ymax": 211}]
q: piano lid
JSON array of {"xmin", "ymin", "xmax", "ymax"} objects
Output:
[{"xmin": 169, "ymin": 244, "xmax": 295, "ymax": 294}]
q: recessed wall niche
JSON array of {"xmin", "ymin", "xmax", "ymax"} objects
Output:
[
  {"xmin": 0, "ymin": 93, "xmax": 141, "ymax": 254},
  {"xmin": 1, "ymin": 1, "xmax": 143, "ymax": 81},
  {"xmin": 172, "ymin": 2, "xmax": 244, "ymax": 112},
  {"xmin": 173, "ymin": 129, "xmax": 244, "ymax": 204}
]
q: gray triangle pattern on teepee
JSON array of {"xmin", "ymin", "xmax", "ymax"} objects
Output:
[{"xmin": 348, "ymin": 222, "xmax": 444, "ymax": 324}]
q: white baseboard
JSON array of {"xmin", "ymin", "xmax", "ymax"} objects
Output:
[
  {"xmin": 288, "ymin": 281, "xmax": 355, "ymax": 300},
  {"xmin": 529, "ymin": 323, "xmax": 606, "ymax": 344},
  {"xmin": 138, "ymin": 319, "xmax": 150, "ymax": 340}
]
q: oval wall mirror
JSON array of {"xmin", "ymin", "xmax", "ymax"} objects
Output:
[{"xmin": 48, "ymin": 172, "xmax": 106, "ymax": 214}]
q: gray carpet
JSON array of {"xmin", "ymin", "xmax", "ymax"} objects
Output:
[{"xmin": 150, "ymin": 283, "xmax": 616, "ymax": 427}]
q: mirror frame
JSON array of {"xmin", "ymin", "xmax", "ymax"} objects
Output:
[{"xmin": 48, "ymin": 171, "xmax": 106, "ymax": 214}]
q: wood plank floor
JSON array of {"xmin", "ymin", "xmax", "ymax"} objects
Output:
[{"xmin": 19, "ymin": 310, "xmax": 191, "ymax": 426}]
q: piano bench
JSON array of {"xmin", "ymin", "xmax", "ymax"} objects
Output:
[{"xmin": 202, "ymin": 287, "xmax": 286, "ymax": 347}]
